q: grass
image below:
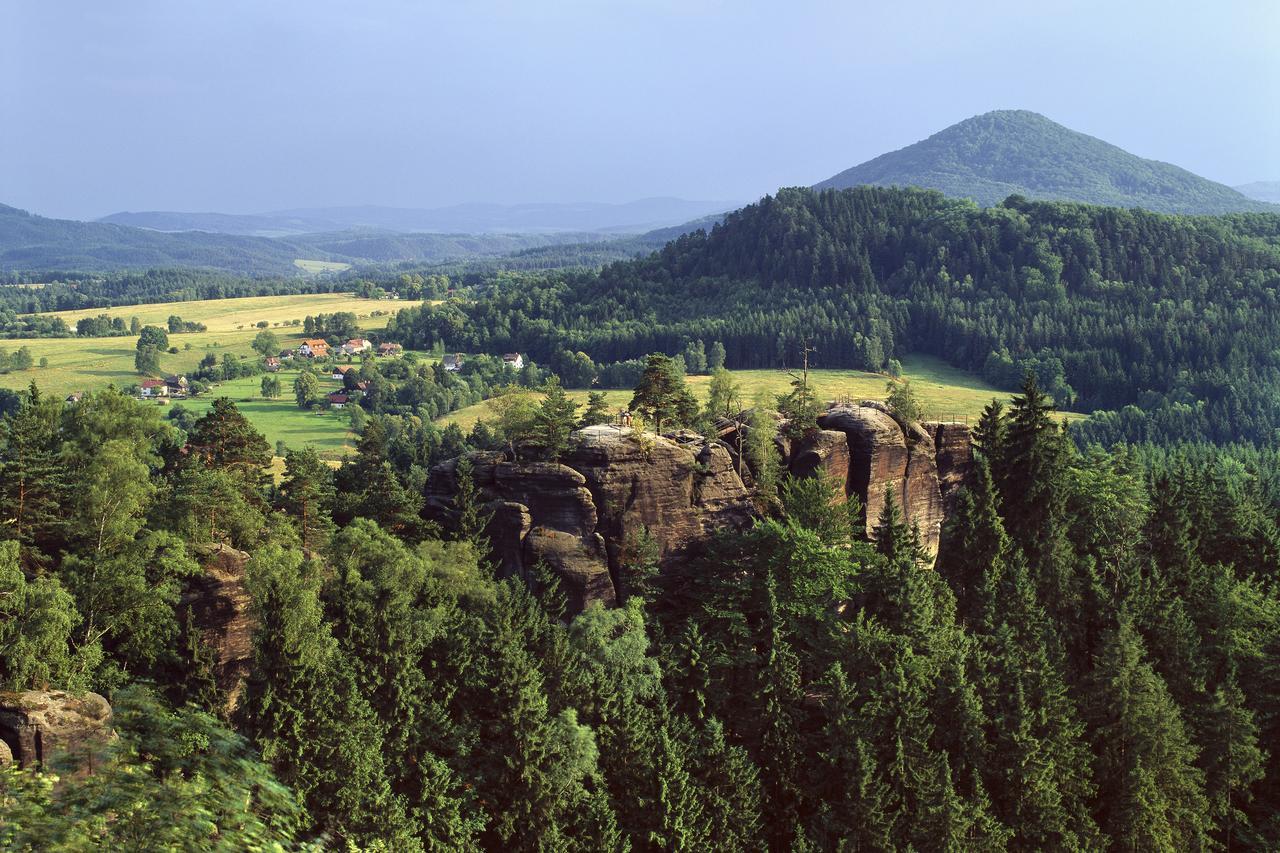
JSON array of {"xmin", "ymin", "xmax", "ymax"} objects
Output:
[
  {"xmin": 0, "ymin": 293, "xmax": 417, "ymax": 397},
  {"xmin": 435, "ymin": 355, "xmax": 1086, "ymax": 431},
  {"xmin": 162, "ymin": 371, "xmax": 357, "ymax": 459},
  {"xmin": 32, "ymin": 292, "xmax": 404, "ymax": 333},
  {"xmin": 294, "ymin": 259, "xmax": 353, "ymax": 274}
]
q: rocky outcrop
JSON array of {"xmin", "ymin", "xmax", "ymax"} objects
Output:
[
  {"xmin": 809, "ymin": 403, "xmax": 969, "ymax": 560},
  {"xmin": 427, "ymin": 426, "xmax": 756, "ymax": 613},
  {"xmin": 928, "ymin": 421, "xmax": 973, "ymax": 515},
  {"xmin": 0, "ymin": 690, "xmax": 113, "ymax": 775},
  {"xmin": 788, "ymin": 429, "xmax": 852, "ymax": 499},
  {"xmin": 429, "ymin": 411, "xmax": 972, "ymax": 610},
  {"xmin": 180, "ymin": 544, "xmax": 254, "ymax": 712},
  {"xmin": 427, "ymin": 453, "xmax": 615, "ymax": 613}
]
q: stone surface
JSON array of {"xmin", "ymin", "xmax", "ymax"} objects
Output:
[
  {"xmin": 564, "ymin": 425, "xmax": 756, "ymax": 568},
  {"xmin": 818, "ymin": 405, "xmax": 909, "ymax": 536},
  {"xmin": 428, "ymin": 426, "xmax": 756, "ymax": 614},
  {"xmin": 428, "ymin": 412, "xmax": 971, "ymax": 610},
  {"xmin": 928, "ymin": 422, "xmax": 973, "ymax": 512},
  {"xmin": 814, "ymin": 404, "xmax": 968, "ymax": 560},
  {"xmin": 0, "ymin": 690, "xmax": 113, "ymax": 774},
  {"xmin": 181, "ymin": 544, "xmax": 255, "ymax": 712},
  {"xmin": 788, "ymin": 429, "xmax": 852, "ymax": 499}
]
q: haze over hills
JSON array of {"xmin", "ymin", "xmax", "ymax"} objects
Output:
[
  {"xmin": 1236, "ymin": 181, "xmax": 1280, "ymax": 204},
  {"xmin": 815, "ymin": 110, "xmax": 1278, "ymax": 215},
  {"xmin": 0, "ymin": 202, "xmax": 616, "ymax": 275},
  {"xmin": 98, "ymin": 197, "xmax": 740, "ymax": 237}
]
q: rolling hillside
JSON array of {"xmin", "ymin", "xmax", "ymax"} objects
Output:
[{"xmin": 815, "ymin": 110, "xmax": 1278, "ymax": 215}]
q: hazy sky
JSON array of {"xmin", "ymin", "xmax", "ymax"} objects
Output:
[{"xmin": 3, "ymin": 0, "xmax": 1278, "ymax": 220}]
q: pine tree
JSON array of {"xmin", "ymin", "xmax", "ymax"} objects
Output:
[
  {"xmin": 277, "ymin": 446, "xmax": 337, "ymax": 551},
  {"xmin": 631, "ymin": 354, "xmax": 698, "ymax": 434},
  {"xmin": 1085, "ymin": 617, "xmax": 1212, "ymax": 850},
  {"xmin": 528, "ymin": 378, "xmax": 579, "ymax": 460},
  {"xmin": 0, "ymin": 393, "xmax": 65, "ymax": 568},
  {"xmin": 579, "ymin": 390, "xmax": 612, "ymax": 428}
]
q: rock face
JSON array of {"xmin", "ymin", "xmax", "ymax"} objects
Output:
[
  {"xmin": 427, "ymin": 426, "xmax": 756, "ymax": 613},
  {"xmin": 180, "ymin": 544, "xmax": 254, "ymax": 712},
  {"xmin": 0, "ymin": 690, "xmax": 113, "ymax": 774},
  {"xmin": 809, "ymin": 403, "xmax": 968, "ymax": 560},
  {"xmin": 928, "ymin": 421, "xmax": 974, "ymax": 515},
  {"xmin": 429, "ymin": 413, "xmax": 972, "ymax": 611}
]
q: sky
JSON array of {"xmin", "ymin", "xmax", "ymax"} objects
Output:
[{"xmin": 3, "ymin": 0, "xmax": 1278, "ymax": 220}]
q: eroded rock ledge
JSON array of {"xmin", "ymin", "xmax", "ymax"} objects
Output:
[{"xmin": 428, "ymin": 406, "xmax": 973, "ymax": 614}]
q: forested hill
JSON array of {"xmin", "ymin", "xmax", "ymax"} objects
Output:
[
  {"xmin": 814, "ymin": 110, "xmax": 1277, "ymax": 215},
  {"xmin": 0, "ymin": 202, "xmax": 309, "ymax": 275},
  {"xmin": 389, "ymin": 185, "xmax": 1280, "ymax": 445}
]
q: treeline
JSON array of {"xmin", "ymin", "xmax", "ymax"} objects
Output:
[
  {"xmin": 2, "ymin": 380, "xmax": 1280, "ymax": 848},
  {"xmin": 384, "ymin": 186, "xmax": 1280, "ymax": 445},
  {"xmin": 0, "ymin": 268, "xmax": 353, "ymax": 314}
]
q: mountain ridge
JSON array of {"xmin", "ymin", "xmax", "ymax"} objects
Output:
[{"xmin": 815, "ymin": 110, "xmax": 1277, "ymax": 215}]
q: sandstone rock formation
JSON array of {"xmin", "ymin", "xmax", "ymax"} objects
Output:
[
  {"xmin": 427, "ymin": 425, "xmax": 756, "ymax": 613},
  {"xmin": 429, "ymin": 411, "xmax": 971, "ymax": 610},
  {"xmin": 928, "ymin": 421, "xmax": 974, "ymax": 515},
  {"xmin": 806, "ymin": 403, "xmax": 967, "ymax": 560},
  {"xmin": 0, "ymin": 690, "xmax": 113, "ymax": 775},
  {"xmin": 180, "ymin": 544, "xmax": 254, "ymax": 712}
]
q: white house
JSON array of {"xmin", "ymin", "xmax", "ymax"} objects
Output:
[
  {"xmin": 502, "ymin": 352, "xmax": 524, "ymax": 370},
  {"xmin": 140, "ymin": 379, "xmax": 169, "ymax": 398},
  {"xmin": 442, "ymin": 353, "xmax": 464, "ymax": 372},
  {"xmin": 342, "ymin": 338, "xmax": 372, "ymax": 355},
  {"xmin": 298, "ymin": 339, "xmax": 329, "ymax": 358}
]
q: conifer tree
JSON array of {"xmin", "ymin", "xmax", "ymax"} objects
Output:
[{"xmin": 1085, "ymin": 617, "xmax": 1212, "ymax": 850}]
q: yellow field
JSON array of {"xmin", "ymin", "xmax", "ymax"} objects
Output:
[
  {"xmin": 0, "ymin": 293, "xmax": 417, "ymax": 397},
  {"xmin": 32, "ymin": 292, "xmax": 404, "ymax": 334},
  {"xmin": 435, "ymin": 355, "xmax": 1085, "ymax": 431}
]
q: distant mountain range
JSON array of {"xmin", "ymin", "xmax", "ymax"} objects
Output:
[
  {"xmin": 815, "ymin": 110, "xmax": 1278, "ymax": 215},
  {"xmin": 98, "ymin": 198, "xmax": 740, "ymax": 237},
  {"xmin": 1236, "ymin": 181, "xmax": 1280, "ymax": 204},
  {"xmin": 0, "ymin": 203, "xmax": 621, "ymax": 275}
]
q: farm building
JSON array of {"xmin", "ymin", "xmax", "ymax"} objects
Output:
[
  {"xmin": 443, "ymin": 353, "xmax": 464, "ymax": 372},
  {"xmin": 140, "ymin": 379, "xmax": 169, "ymax": 398},
  {"xmin": 342, "ymin": 338, "xmax": 372, "ymax": 355},
  {"xmin": 378, "ymin": 342, "xmax": 403, "ymax": 357},
  {"xmin": 332, "ymin": 365, "xmax": 356, "ymax": 380},
  {"xmin": 503, "ymin": 352, "xmax": 524, "ymax": 369},
  {"xmin": 265, "ymin": 357, "xmax": 281, "ymax": 371},
  {"xmin": 166, "ymin": 375, "xmax": 190, "ymax": 397},
  {"xmin": 327, "ymin": 392, "xmax": 349, "ymax": 409},
  {"xmin": 299, "ymin": 339, "xmax": 329, "ymax": 358}
]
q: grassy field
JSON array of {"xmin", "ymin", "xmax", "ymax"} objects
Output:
[
  {"xmin": 294, "ymin": 259, "xmax": 353, "ymax": 274},
  {"xmin": 173, "ymin": 371, "xmax": 356, "ymax": 458},
  {"xmin": 0, "ymin": 293, "xmax": 416, "ymax": 397},
  {"xmin": 435, "ymin": 355, "xmax": 1085, "ymax": 431},
  {"xmin": 33, "ymin": 292, "xmax": 402, "ymax": 333}
]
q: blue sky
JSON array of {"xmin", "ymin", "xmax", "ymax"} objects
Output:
[{"xmin": 3, "ymin": 0, "xmax": 1277, "ymax": 219}]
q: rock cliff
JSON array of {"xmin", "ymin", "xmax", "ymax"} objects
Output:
[
  {"xmin": 426, "ymin": 426, "xmax": 757, "ymax": 612},
  {"xmin": 180, "ymin": 544, "xmax": 255, "ymax": 712},
  {"xmin": 428, "ymin": 408, "xmax": 973, "ymax": 612},
  {"xmin": 0, "ymin": 690, "xmax": 113, "ymax": 775}
]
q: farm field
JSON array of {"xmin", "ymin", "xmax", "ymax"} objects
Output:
[
  {"xmin": 174, "ymin": 371, "xmax": 356, "ymax": 458},
  {"xmin": 0, "ymin": 293, "xmax": 415, "ymax": 397},
  {"xmin": 30, "ymin": 292, "xmax": 405, "ymax": 333},
  {"xmin": 435, "ymin": 355, "xmax": 1085, "ymax": 431}
]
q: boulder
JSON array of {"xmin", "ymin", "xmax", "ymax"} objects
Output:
[
  {"xmin": 181, "ymin": 544, "xmax": 254, "ymax": 712},
  {"xmin": 0, "ymin": 690, "xmax": 113, "ymax": 775}
]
